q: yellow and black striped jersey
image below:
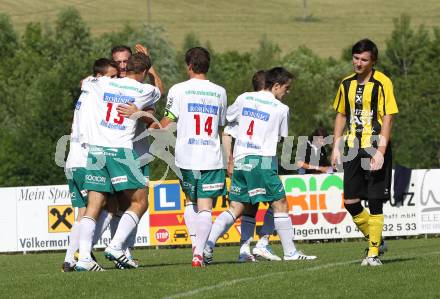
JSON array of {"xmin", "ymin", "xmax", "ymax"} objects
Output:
[{"xmin": 333, "ymin": 69, "xmax": 398, "ymax": 148}]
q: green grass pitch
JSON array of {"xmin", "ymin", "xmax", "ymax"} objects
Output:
[{"xmin": 1, "ymin": 238, "xmax": 439, "ymax": 298}]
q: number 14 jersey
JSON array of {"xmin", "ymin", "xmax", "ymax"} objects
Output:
[
  {"xmin": 227, "ymin": 90, "xmax": 289, "ymax": 161},
  {"xmin": 165, "ymin": 78, "xmax": 227, "ymax": 170}
]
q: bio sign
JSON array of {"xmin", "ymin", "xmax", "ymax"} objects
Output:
[{"xmin": 278, "ymin": 174, "xmax": 356, "ymax": 240}]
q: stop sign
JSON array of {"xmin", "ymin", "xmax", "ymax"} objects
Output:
[{"xmin": 155, "ymin": 228, "xmax": 170, "ymax": 243}]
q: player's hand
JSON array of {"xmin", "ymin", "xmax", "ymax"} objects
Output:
[
  {"xmin": 319, "ymin": 166, "xmax": 333, "ymax": 174},
  {"xmin": 370, "ymin": 150, "xmax": 384, "ymax": 171},
  {"xmin": 116, "ymin": 103, "xmax": 139, "ymax": 118},
  {"xmin": 331, "ymin": 149, "xmax": 341, "ymax": 171},
  {"xmin": 135, "ymin": 44, "xmax": 149, "ymax": 56}
]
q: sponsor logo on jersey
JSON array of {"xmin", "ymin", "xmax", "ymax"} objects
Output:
[
  {"xmin": 245, "ymin": 95, "xmax": 278, "ymax": 107},
  {"xmin": 230, "ymin": 185, "xmax": 241, "ymax": 193},
  {"xmin": 109, "ymin": 81, "xmax": 144, "ymax": 94},
  {"xmin": 188, "ymin": 138, "xmax": 215, "ymax": 146},
  {"xmin": 185, "ymin": 89, "xmax": 221, "ymax": 98},
  {"xmin": 111, "ymin": 176, "xmax": 128, "ymax": 184},
  {"xmin": 100, "ymin": 119, "xmax": 127, "ymax": 130},
  {"xmin": 236, "ymin": 139, "xmax": 261, "ymax": 150},
  {"xmin": 103, "ymin": 92, "xmax": 135, "ymax": 104},
  {"xmin": 242, "ymin": 107, "xmax": 270, "ymax": 121},
  {"xmin": 248, "ymin": 188, "xmax": 266, "ymax": 197},
  {"xmin": 188, "ymin": 103, "xmax": 219, "ymax": 115},
  {"xmin": 80, "ymin": 190, "xmax": 88, "ymax": 197},
  {"xmin": 75, "ymin": 101, "xmax": 82, "ymax": 110},
  {"xmin": 85, "ymin": 175, "xmax": 106, "ymax": 183},
  {"xmin": 202, "ymin": 182, "xmax": 225, "ymax": 191}
]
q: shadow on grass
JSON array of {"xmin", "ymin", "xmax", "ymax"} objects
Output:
[{"xmin": 382, "ymin": 257, "xmax": 416, "ymax": 264}]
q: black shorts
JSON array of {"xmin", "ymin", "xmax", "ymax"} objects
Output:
[{"xmin": 343, "ymin": 145, "xmax": 392, "ymax": 201}]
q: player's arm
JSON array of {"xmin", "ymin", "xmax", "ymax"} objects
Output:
[
  {"xmin": 331, "ymin": 112, "xmax": 346, "ymax": 169},
  {"xmin": 222, "ymin": 130, "xmax": 234, "ymax": 177},
  {"xmin": 135, "ymin": 43, "xmax": 165, "ymax": 95},
  {"xmin": 149, "ymin": 108, "xmax": 177, "ymax": 129},
  {"xmin": 297, "ymin": 161, "xmax": 331, "ymax": 174},
  {"xmin": 116, "ymin": 103, "xmax": 157, "ymax": 125},
  {"xmin": 370, "ymin": 114, "xmax": 393, "ymax": 171}
]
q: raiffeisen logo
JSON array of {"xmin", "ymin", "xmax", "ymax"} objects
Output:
[{"xmin": 284, "ymin": 175, "xmax": 346, "ymax": 225}]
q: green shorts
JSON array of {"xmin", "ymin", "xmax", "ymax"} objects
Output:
[
  {"xmin": 180, "ymin": 168, "xmax": 226, "ymax": 201},
  {"xmin": 84, "ymin": 146, "xmax": 146, "ymax": 193},
  {"xmin": 229, "ymin": 155, "xmax": 285, "ymax": 205},
  {"xmin": 66, "ymin": 167, "xmax": 88, "ymax": 208}
]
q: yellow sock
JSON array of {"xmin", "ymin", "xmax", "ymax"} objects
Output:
[
  {"xmin": 368, "ymin": 214, "xmax": 384, "ymax": 257},
  {"xmin": 352, "ymin": 208, "xmax": 370, "ymax": 239}
]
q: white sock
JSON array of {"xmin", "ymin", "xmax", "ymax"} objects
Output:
[
  {"xmin": 274, "ymin": 213, "xmax": 297, "ymax": 256},
  {"xmin": 256, "ymin": 234, "xmax": 270, "ymax": 248},
  {"xmin": 240, "ymin": 237, "xmax": 253, "ymax": 253},
  {"xmin": 109, "ymin": 211, "xmax": 139, "ymax": 251},
  {"xmin": 78, "ymin": 216, "xmax": 96, "ymax": 262},
  {"xmin": 122, "ymin": 229, "xmax": 137, "ymax": 259},
  {"xmin": 240, "ymin": 215, "xmax": 256, "ymax": 245},
  {"xmin": 92, "ymin": 210, "xmax": 112, "ymax": 245},
  {"xmin": 109, "ymin": 213, "xmax": 122, "ymax": 238},
  {"xmin": 260, "ymin": 207, "xmax": 275, "ymax": 236},
  {"xmin": 206, "ymin": 210, "xmax": 236, "ymax": 249},
  {"xmin": 184, "ymin": 203, "xmax": 198, "ymax": 247},
  {"xmin": 64, "ymin": 221, "xmax": 80, "ymax": 264},
  {"xmin": 194, "ymin": 210, "xmax": 212, "ymax": 257}
]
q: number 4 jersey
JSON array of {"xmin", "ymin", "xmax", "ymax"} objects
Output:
[
  {"xmin": 227, "ymin": 90, "xmax": 289, "ymax": 161},
  {"xmin": 165, "ymin": 78, "xmax": 227, "ymax": 170},
  {"xmin": 80, "ymin": 76, "xmax": 161, "ymax": 149}
]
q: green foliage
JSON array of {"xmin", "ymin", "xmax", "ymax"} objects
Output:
[
  {"xmin": 282, "ymin": 46, "xmax": 349, "ymax": 137},
  {"xmin": 382, "ymin": 15, "xmax": 440, "ymax": 168},
  {"xmin": 0, "ymin": 14, "xmax": 18, "ymax": 60}
]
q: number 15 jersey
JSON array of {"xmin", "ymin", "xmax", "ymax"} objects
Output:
[
  {"xmin": 227, "ymin": 90, "xmax": 289, "ymax": 161},
  {"xmin": 165, "ymin": 78, "xmax": 227, "ymax": 170},
  {"xmin": 80, "ymin": 76, "xmax": 161, "ymax": 149}
]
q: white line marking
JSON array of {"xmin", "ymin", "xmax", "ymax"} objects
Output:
[{"xmin": 164, "ymin": 251, "xmax": 440, "ymax": 299}]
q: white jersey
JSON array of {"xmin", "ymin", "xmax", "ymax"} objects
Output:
[
  {"xmin": 65, "ymin": 77, "xmax": 95, "ymax": 169},
  {"xmin": 226, "ymin": 90, "xmax": 289, "ymax": 161},
  {"xmin": 165, "ymin": 78, "xmax": 227, "ymax": 170},
  {"xmin": 80, "ymin": 77, "xmax": 161, "ymax": 149}
]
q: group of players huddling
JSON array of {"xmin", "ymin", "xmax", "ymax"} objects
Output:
[{"xmin": 63, "ymin": 38, "xmax": 397, "ymax": 271}]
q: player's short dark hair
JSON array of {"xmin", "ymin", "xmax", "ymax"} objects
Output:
[
  {"xmin": 93, "ymin": 58, "xmax": 118, "ymax": 76},
  {"xmin": 185, "ymin": 47, "xmax": 210, "ymax": 74},
  {"xmin": 264, "ymin": 67, "xmax": 294, "ymax": 90},
  {"xmin": 352, "ymin": 39, "xmax": 378, "ymax": 61},
  {"xmin": 311, "ymin": 127, "xmax": 328, "ymax": 138},
  {"xmin": 252, "ymin": 70, "xmax": 266, "ymax": 91},
  {"xmin": 111, "ymin": 45, "xmax": 132, "ymax": 57},
  {"xmin": 126, "ymin": 52, "xmax": 152, "ymax": 74}
]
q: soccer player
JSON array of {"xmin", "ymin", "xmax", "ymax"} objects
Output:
[
  {"xmin": 75, "ymin": 53, "xmax": 161, "ymax": 271},
  {"xmin": 109, "ymin": 44, "xmax": 163, "ymax": 267},
  {"xmin": 225, "ymin": 70, "xmax": 280, "ymax": 262},
  {"xmin": 296, "ymin": 127, "xmax": 333, "ymax": 174},
  {"xmin": 204, "ymin": 67, "xmax": 317, "ymax": 263},
  {"xmin": 62, "ymin": 58, "xmax": 118, "ymax": 272},
  {"xmin": 331, "ymin": 39, "xmax": 398, "ymax": 266},
  {"xmin": 158, "ymin": 47, "xmax": 227, "ymax": 267}
]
